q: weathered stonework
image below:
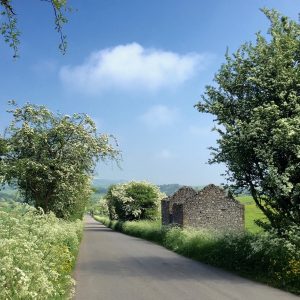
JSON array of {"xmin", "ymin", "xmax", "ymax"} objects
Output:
[
  {"xmin": 161, "ymin": 200, "xmax": 170, "ymax": 225},
  {"xmin": 161, "ymin": 184, "xmax": 244, "ymax": 231},
  {"xmin": 172, "ymin": 203, "xmax": 183, "ymax": 226}
]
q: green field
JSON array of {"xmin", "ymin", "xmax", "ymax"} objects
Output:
[{"xmin": 236, "ymin": 195, "xmax": 268, "ymax": 233}]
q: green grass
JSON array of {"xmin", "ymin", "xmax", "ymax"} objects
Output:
[
  {"xmin": 94, "ymin": 215, "xmax": 300, "ymax": 295},
  {"xmin": 236, "ymin": 195, "xmax": 268, "ymax": 233}
]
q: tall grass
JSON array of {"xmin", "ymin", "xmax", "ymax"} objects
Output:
[
  {"xmin": 95, "ymin": 215, "xmax": 300, "ymax": 295},
  {"xmin": 0, "ymin": 201, "xmax": 83, "ymax": 299}
]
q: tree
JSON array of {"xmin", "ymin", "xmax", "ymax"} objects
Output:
[
  {"xmin": 195, "ymin": 9, "xmax": 300, "ymax": 232},
  {"xmin": 0, "ymin": 102, "xmax": 120, "ymax": 220},
  {"xmin": 89, "ymin": 198, "xmax": 109, "ymax": 216},
  {"xmin": 0, "ymin": 0, "xmax": 71, "ymax": 58},
  {"xmin": 106, "ymin": 181, "xmax": 165, "ymax": 221}
]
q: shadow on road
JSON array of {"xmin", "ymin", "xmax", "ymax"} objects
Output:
[
  {"xmin": 84, "ymin": 227, "xmax": 112, "ymax": 232},
  {"xmin": 77, "ymin": 254, "xmax": 252, "ymax": 284},
  {"xmin": 85, "ymin": 221, "xmax": 104, "ymax": 226}
]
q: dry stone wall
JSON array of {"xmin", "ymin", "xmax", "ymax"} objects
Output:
[{"xmin": 161, "ymin": 184, "xmax": 244, "ymax": 231}]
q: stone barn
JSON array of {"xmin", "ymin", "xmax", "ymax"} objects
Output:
[{"xmin": 161, "ymin": 184, "xmax": 244, "ymax": 231}]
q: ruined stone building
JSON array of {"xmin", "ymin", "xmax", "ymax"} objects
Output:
[{"xmin": 161, "ymin": 184, "xmax": 244, "ymax": 231}]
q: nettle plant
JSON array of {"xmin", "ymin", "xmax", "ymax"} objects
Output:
[{"xmin": 106, "ymin": 181, "xmax": 165, "ymax": 221}]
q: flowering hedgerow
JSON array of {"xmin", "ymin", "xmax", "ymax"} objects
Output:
[
  {"xmin": 0, "ymin": 201, "xmax": 83, "ymax": 299},
  {"xmin": 106, "ymin": 181, "xmax": 165, "ymax": 221}
]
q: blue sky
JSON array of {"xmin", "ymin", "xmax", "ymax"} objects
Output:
[{"xmin": 0, "ymin": 0, "xmax": 299, "ymax": 185}]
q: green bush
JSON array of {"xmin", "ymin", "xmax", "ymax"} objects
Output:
[
  {"xmin": 105, "ymin": 181, "xmax": 165, "ymax": 221},
  {"xmin": 89, "ymin": 197, "xmax": 109, "ymax": 216},
  {"xmin": 0, "ymin": 202, "xmax": 83, "ymax": 299},
  {"xmin": 94, "ymin": 215, "xmax": 300, "ymax": 294}
]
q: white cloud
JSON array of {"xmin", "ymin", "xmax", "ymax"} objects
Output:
[
  {"xmin": 60, "ymin": 43, "xmax": 205, "ymax": 93},
  {"xmin": 140, "ymin": 105, "xmax": 178, "ymax": 128}
]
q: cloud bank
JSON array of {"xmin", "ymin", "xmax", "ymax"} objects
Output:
[{"xmin": 60, "ymin": 43, "xmax": 205, "ymax": 93}]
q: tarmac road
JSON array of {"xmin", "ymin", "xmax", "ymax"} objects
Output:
[{"xmin": 74, "ymin": 215, "xmax": 299, "ymax": 300}]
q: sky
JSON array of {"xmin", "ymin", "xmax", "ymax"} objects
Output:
[{"xmin": 0, "ymin": 0, "xmax": 299, "ymax": 186}]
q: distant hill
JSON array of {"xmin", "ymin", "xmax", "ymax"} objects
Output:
[
  {"xmin": 158, "ymin": 184, "xmax": 183, "ymax": 196},
  {"xmin": 0, "ymin": 180, "xmax": 208, "ymax": 204},
  {"xmin": 92, "ymin": 178, "xmax": 126, "ymax": 188},
  {"xmin": 158, "ymin": 184, "xmax": 205, "ymax": 196},
  {"xmin": 92, "ymin": 179, "xmax": 206, "ymax": 197},
  {"xmin": 92, "ymin": 180, "xmax": 185, "ymax": 196},
  {"xmin": 91, "ymin": 178, "xmax": 126, "ymax": 196}
]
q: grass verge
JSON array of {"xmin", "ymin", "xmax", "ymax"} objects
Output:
[{"xmin": 94, "ymin": 215, "xmax": 300, "ymax": 295}]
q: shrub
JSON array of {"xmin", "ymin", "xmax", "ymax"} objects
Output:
[
  {"xmin": 90, "ymin": 198, "xmax": 109, "ymax": 216},
  {"xmin": 105, "ymin": 181, "xmax": 165, "ymax": 221},
  {"xmin": 0, "ymin": 201, "xmax": 83, "ymax": 299}
]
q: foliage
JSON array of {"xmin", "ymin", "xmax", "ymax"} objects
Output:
[
  {"xmin": 1, "ymin": 102, "xmax": 120, "ymax": 220},
  {"xmin": 95, "ymin": 215, "xmax": 300, "ymax": 294},
  {"xmin": 195, "ymin": 9, "xmax": 300, "ymax": 232},
  {"xmin": 89, "ymin": 197, "xmax": 109, "ymax": 216},
  {"xmin": 0, "ymin": 0, "xmax": 71, "ymax": 58},
  {"xmin": 165, "ymin": 227, "xmax": 300, "ymax": 293},
  {"xmin": 105, "ymin": 181, "xmax": 165, "ymax": 221},
  {"xmin": 0, "ymin": 201, "xmax": 83, "ymax": 299},
  {"xmin": 92, "ymin": 185, "xmax": 108, "ymax": 195},
  {"xmin": 94, "ymin": 216, "xmax": 162, "ymax": 243}
]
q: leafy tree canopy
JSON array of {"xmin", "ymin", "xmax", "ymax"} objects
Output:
[
  {"xmin": 0, "ymin": 101, "xmax": 120, "ymax": 219},
  {"xmin": 106, "ymin": 181, "xmax": 165, "ymax": 221},
  {"xmin": 195, "ymin": 9, "xmax": 300, "ymax": 232},
  {"xmin": 0, "ymin": 0, "xmax": 71, "ymax": 58}
]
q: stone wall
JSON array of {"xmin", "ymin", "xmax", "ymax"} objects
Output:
[
  {"xmin": 161, "ymin": 200, "xmax": 170, "ymax": 225},
  {"xmin": 161, "ymin": 184, "xmax": 244, "ymax": 231},
  {"xmin": 172, "ymin": 203, "xmax": 183, "ymax": 226},
  {"xmin": 162, "ymin": 186, "xmax": 196, "ymax": 225}
]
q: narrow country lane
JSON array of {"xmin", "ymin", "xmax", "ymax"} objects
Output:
[{"xmin": 74, "ymin": 215, "xmax": 299, "ymax": 300}]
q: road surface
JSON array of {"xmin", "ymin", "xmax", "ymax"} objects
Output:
[{"xmin": 74, "ymin": 215, "xmax": 299, "ymax": 300}]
